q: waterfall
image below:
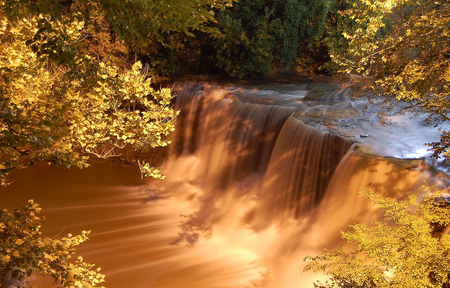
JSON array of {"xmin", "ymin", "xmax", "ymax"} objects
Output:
[
  {"xmin": 307, "ymin": 148, "xmax": 432, "ymax": 243},
  {"xmin": 257, "ymin": 116, "xmax": 352, "ymax": 220},
  {"xmin": 171, "ymin": 85, "xmax": 353, "ymax": 217},
  {"xmin": 160, "ymin": 84, "xmax": 443, "ymax": 288},
  {"xmin": 5, "ymin": 83, "xmax": 447, "ymax": 288},
  {"xmin": 165, "ymin": 82, "xmax": 445, "ymax": 252},
  {"xmin": 171, "ymin": 85, "xmax": 297, "ymax": 190}
]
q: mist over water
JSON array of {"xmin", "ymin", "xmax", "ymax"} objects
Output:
[{"xmin": 2, "ymin": 81, "xmax": 449, "ymax": 288}]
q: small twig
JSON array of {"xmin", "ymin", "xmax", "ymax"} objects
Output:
[
  {"xmin": 52, "ymin": 227, "xmax": 66, "ymax": 239},
  {"xmin": 49, "ymin": 4, "xmax": 64, "ymax": 35}
]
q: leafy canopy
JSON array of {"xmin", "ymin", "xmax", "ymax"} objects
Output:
[
  {"xmin": 304, "ymin": 186, "xmax": 450, "ymax": 288},
  {"xmin": 157, "ymin": 0, "xmax": 334, "ymax": 77},
  {"xmin": 3, "ymin": 0, "xmax": 234, "ymax": 48},
  {"xmin": 328, "ymin": 0, "xmax": 450, "ymax": 160},
  {"xmin": 0, "ymin": 4, "xmax": 179, "ymax": 185},
  {"xmin": 0, "ymin": 200, "xmax": 105, "ymax": 288}
]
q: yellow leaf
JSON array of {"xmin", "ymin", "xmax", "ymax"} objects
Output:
[{"xmin": 15, "ymin": 239, "xmax": 24, "ymax": 245}]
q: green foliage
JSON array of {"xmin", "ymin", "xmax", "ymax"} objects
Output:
[
  {"xmin": 216, "ymin": 0, "xmax": 335, "ymax": 76},
  {"xmin": 0, "ymin": 200, "xmax": 105, "ymax": 288},
  {"xmin": 214, "ymin": 3, "xmax": 279, "ymax": 78},
  {"xmin": 282, "ymin": 0, "xmax": 332, "ymax": 69},
  {"xmin": 2, "ymin": 0, "xmax": 336, "ymax": 78},
  {"xmin": 213, "ymin": 0, "xmax": 335, "ymax": 76},
  {"xmin": 327, "ymin": 0, "xmax": 450, "ymax": 160},
  {"xmin": 3, "ymin": 0, "xmax": 234, "ymax": 49},
  {"xmin": 0, "ymin": 0, "xmax": 235, "ymax": 78},
  {"xmin": 304, "ymin": 186, "xmax": 450, "ymax": 288},
  {"xmin": 145, "ymin": 0, "xmax": 336, "ymax": 77}
]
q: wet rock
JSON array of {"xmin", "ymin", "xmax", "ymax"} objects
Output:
[{"xmin": 434, "ymin": 195, "xmax": 450, "ymax": 207}]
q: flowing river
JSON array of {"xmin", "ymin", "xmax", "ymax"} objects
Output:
[{"xmin": 2, "ymin": 79, "xmax": 449, "ymax": 287}]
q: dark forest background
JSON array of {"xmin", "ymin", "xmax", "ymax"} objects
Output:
[{"xmin": 131, "ymin": 0, "xmax": 347, "ymax": 78}]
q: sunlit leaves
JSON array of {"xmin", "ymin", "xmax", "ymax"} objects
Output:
[
  {"xmin": 304, "ymin": 185, "xmax": 450, "ymax": 288},
  {"xmin": 0, "ymin": 201, "xmax": 105, "ymax": 287},
  {"xmin": 0, "ymin": 9, "xmax": 178, "ymax": 184},
  {"xmin": 2, "ymin": 0, "xmax": 235, "ymax": 53}
]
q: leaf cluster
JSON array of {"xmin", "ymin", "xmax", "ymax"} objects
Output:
[
  {"xmin": 304, "ymin": 185, "xmax": 450, "ymax": 288},
  {"xmin": 0, "ymin": 6, "xmax": 178, "ymax": 184},
  {"xmin": 2, "ymin": 0, "xmax": 234, "ymax": 48},
  {"xmin": 0, "ymin": 200, "xmax": 105, "ymax": 288}
]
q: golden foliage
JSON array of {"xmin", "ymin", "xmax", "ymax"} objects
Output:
[
  {"xmin": 0, "ymin": 11, "xmax": 178, "ymax": 185},
  {"xmin": 304, "ymin": 185, "xmax": 450, "ymax": 288},
  {"xmin": 73, "ymin": 4, "xmax": 130, "ymax": 67},
  {"xmin": 0, "ymin": 200, "xmax": 106, "ymax": 287}
]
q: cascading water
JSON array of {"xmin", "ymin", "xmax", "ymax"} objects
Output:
[
  {"xmin": 147, "ymin": 83, "xmax": 445, "ymax": 286},
  {"xmin": 255, "ymin": 116, "xmax": 352, "ymax": 221},
  {"xmin": 170, "ymin": 85, "xmax": 296, "ymax": 189},
  {"xmin": 2, "ymin": 81, "xmax": 448, "ymax": 288}
]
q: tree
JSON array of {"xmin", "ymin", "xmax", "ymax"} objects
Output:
[
  {"xmin": 0, "ymin": 1, "xmax": 183, "ymax": 185},
  {"xmin": 142, "ymin": 0, "xmax": 336, "ymax": 77},
  {"xmin": 303, "ymin": 186, "xmax": 450, "ymax": 288},
  {"xmin": 213, "ymin": 0, "xmax": 280, "ymax": 78},
  {"xmin": 1, "ymin": 200, "xmax": 105, "ymax": 288},
  {"xmin": 327, "ymin": 0, "xmax": 450, "ymax": 160},
  {"xmin": 3, "ymin": 0, "xmax": 234, "ymax": 48},
  {"xmin": 0, "ymin": 0, "xmax": 239, "ymax": 186},
  {"xmin": 210, "ymin": 0, "xmax": 334, "ymax": 76}
]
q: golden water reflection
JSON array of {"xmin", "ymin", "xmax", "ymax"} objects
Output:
[{"xmin": 1, "ymin": 162, "xmax": 262, "ymax": 288}]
